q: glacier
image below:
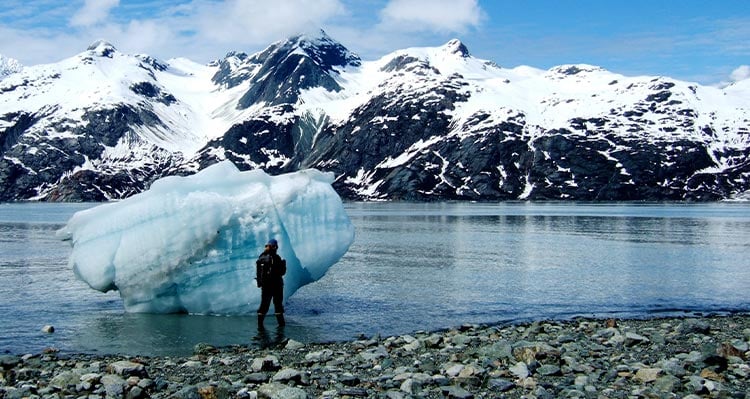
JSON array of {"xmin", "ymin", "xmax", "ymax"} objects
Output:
[{"xmin": 56, "ymin": 161, "xmax": 355, "ymax": 315}]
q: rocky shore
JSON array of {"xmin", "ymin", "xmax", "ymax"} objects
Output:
[{"xmin": 2, "ymin": 314, "xmax": 749, "ymax": 399}]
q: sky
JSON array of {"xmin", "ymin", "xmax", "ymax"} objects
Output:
[{"xmin": 0, "ymin": 0, "xmax": 748, "ymax": 86}]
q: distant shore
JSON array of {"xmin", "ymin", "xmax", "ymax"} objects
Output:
[{"xmin": 1, "ymin": 313, "xmax": 749, "ymax": 398}]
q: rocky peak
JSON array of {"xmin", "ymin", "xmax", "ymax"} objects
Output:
[
  {"xmin": 221, "ymin": 30, "xmax": 361, "ymax": 108},
  {"xmin": 292, "ymin": 29, "xmax": 362, "ymax": 70},
  {"xmin": 212, "ymin": 31, "xmax": 360, "ymax": 91},
  {"xmin": 441, "ymin": 39, "xmax": 470, "ymax": 58},
  {"xmin": 86, "ymin": 40, "xmax": 118, "ymax": 58},
  {"xmin": 250, "ymin": 29, "xmax": 360, "ymax": 72}
]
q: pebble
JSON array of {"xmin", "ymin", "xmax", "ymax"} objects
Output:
[{"xmin": 1, "ymin": 314, "xmax": 749, "ymax": 398}]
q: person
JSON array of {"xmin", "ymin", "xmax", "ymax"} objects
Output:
[{"xmin": 255, "ymin": 238, "xmax": 286, "ymax": 328}]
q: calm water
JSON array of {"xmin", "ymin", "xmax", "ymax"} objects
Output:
[{"xmin": 1, "ymin": 201, "xmax": 749, "ymax": 356}]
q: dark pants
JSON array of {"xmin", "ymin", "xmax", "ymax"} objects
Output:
[{"xmin": 257, "ymin": 283, "xmax": 284, "ymax": 315}]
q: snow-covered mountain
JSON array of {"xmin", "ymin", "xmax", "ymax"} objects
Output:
[{"xmin": 1, "ymin": 31, "xmax": 749, "ymax": 201}]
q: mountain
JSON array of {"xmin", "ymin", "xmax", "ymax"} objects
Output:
[{"xmin": 1, "ymin": 31, "xmax": 749, "ymax": 201}]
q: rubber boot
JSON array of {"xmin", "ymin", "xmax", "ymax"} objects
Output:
[
  {"xmin": 275, "ymin": 313, "xmax": 285, "ymax": 327},
  {"xmin": 257, "ymin": 313, "xmax": 266, "ymax": 330}
]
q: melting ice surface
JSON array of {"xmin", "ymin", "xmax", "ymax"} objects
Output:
[{"xmin": 57, "ymin": 161, "xmax": 355, "ymax": 315}]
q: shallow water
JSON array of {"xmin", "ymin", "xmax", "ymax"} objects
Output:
[{"xmin": 1, "ymin": 201, "xmax": 749, "ymax": 355}]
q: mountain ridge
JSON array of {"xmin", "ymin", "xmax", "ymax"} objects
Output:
[{"xmin": 1, "ymin": 31, "xmax": 748, "ymax": 201}]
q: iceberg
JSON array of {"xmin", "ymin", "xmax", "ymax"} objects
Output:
[{"xmin": 57, "ymin": 161, "xmax": 355, "ymax": 315}]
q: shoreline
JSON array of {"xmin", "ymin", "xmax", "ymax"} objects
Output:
[{"xmin": 2, "ymin": 313, "xmax": 749, "ymax": 398}]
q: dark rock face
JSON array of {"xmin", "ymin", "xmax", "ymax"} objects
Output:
[
  {"xmin": 213, "ymin": 30, "xmax": 362, "ymax": 108},
  {"xmin": 0, "ymin": 105, "xmax": 175, "ymax": 201},
  {"xmin": 130, "ymin": 82, "xmax": 177, "ymax": 105},
  {"xmin": 192, "ymin": 105, "xmax": 298, "ymax": 173}
]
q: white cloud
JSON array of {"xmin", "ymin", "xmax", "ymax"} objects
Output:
[
  {"xmin": 70, "ymin": 0, "xmax": 120, "ymax": 27},
  {"xmin": 6, "ymin": 0, "xmax": 348, "ymax": 64},
  {"xmin": 379, "ymin": 0, "xmax": 483, "ymax": 33},
  {"xmin": 730, "ymin": 65, "xmax": 750, "ymax": 82},
  {"xmin": 188, "ymin": 0, "xmax": 345, "ymax": 46},
  {"xmin": 0, "ymin": 25, "xmax": 87, "ymax": 65}
]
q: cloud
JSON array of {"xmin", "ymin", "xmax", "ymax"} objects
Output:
[
  {"xmin": 4, "ymin": 0, "xmax": 347, "ymax": 64},
  {"xmin": 730, "ymin": 65, "xmax": 750, "ymax": 82},
  {"xmin": 70, "ymin": 0, "xmax": 120, "ymax": 27},
  {"xmin": 187, "ymin": 0, "xmax": 345, "ymax": 46},
  {"xmin": 379, "ymin": 0, "xmax": 483, "ymax": 33},
  {"xmin": 0, "ymin": 25, "xmax": 88, "ymax": 65}
]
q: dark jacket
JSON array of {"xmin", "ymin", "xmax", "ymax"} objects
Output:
[{"xmin": 256, "ymin": 251, "xmax": 286, "ymax": 288}]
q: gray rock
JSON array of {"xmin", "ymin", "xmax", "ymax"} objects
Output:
[
  {"xmin": 285, "ymin": 340, "xmax": 305, "ymax": 350},
  {"xmin": 535, "ymin": 386, "xmax": 555, "ymax": 399},
  {"xmin": 127, "ymin": 385, "xmax": 145, "ymax": 399},
  {"xmin": 251, "ymin": 355, "xmax": 281, "ymax": 372},
  {"xmin": 100, "ymin": 374, "xmax": 126, "ymax": 398},
  {"xmin": 487, "ymin": 378, "xmax": 514, "ymax": 391},
  {"xmin": 108, "ymin": 360, "xmax": 146, "ymax": 377},
  {"xmin": 680, "ymin": 319, "xmax": 711, "ymax": 335},
  {"xmin": 272, "ymin": 368, "xmax": 302, "ymax": 384},
  {"xmin": 441, "ymin": 385, "xmax": 473, "ymax": 399},
  {"xmin": 685, "ymin": 375, "xmax": 710, "ymax": 395},
  {"xmin": 137, "ymin": 378, "xmax": 154, "ymax": 389},
  {"xmin": 536, "ymin": 364, "xmax": 562, "ymax": 376},
  {"xmin": 78, "ymin": 372, "xmax": 101, "ymax": 390},
  {"xmin": 339, "ymin": 387, "xmax": 369, "ymax": 397},
  {"xmin": 174, "ymin": 385, "xmax": 201, "ymax": 399},
  {"xmin": 431, "ymin": 374, "xmax": 450, "ymax": 386},
  {"xmin": 624, "ymin": 332, "xmax": 650, "ymax": 346},
  {"xmin": 303, "ymin": 349, "xmax": 332, "ymax": 363},
  {"xmin": 12, "ymin": 367, "xmax": 37, "ymax": 382},
  {"xmin": 422, "ymin": 334, "xmax": 443, "ymax": 348},
  {"xmin": 181, "ymin": 360, "xmax": 203, "ymax": 368},
  {"xmin": 451, "ymin": 334, "xmax": 472, "ymax": 346},
  {"xmin": 49, "ymin": 370, "xmax": 81, "ymax": 390},
  {"xmin": 0, "ymin": 355, "xmax": 21, "ymax": 369},
  {"xmin": 3, "ymin": 386, "xmax": 31, "ymax": 399},
  {"xmin": 509, "ymin": 362, "xmax": 529, "ymax": 379},
  {"xmin": 257, "ymin": 382, "xmax": 307, "ymax": 399},
  {"xmin": 399, "ymin": 378, "xmax": 416, "ymax": 394},
  {"xmin": 475, "ymin": 341, "xmax": 513, "ymax": 361},
  {"xmin": 358, "ymin": 345, "xmax": 388, "ymax": 361},
  {"xmin": 193, "ymin": 343, "xmax": 217, "ymax": 355},
  {"xmin": 339, "ymin": 372, "xmax": 360, "ymax": 386},
  {"xmin": 657, "ymin": 358, "xmax": 686, "ymax": 377},
  {"xmin": 244, "ymin": 372, "xmax": 270, "ymax": 383},
  {"xmin": 653, "ymin": 374, "xmax": 681, "ymax": 392},
  {"xmin": 402, "ymin": 339, "xmax": 420, "ymax": 351}
]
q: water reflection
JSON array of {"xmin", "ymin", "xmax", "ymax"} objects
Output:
[
  {"xmin": 253, "ymin": 325, "xmax": 288, "ymax": 349},
  {"xmin": 67, "ymin": 312, "xmax": 321, "ymax": 355}
]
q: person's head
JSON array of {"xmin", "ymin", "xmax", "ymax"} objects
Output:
[{"xmin": 265, "ymin": 238, "xmax": 278, "ymax": 252}]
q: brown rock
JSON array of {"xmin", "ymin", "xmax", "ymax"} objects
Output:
[
  {"xmin": 700, "ymin": 368, "xmax": 725, "ymax": 382},
  {"xmin": 718, "ymin": 342, "xmax": 745, "ymax": 360}
]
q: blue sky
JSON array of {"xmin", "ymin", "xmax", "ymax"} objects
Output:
[{"xmin": 0, "ymin": 0, "xmax": 748, "ymax": 85}]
